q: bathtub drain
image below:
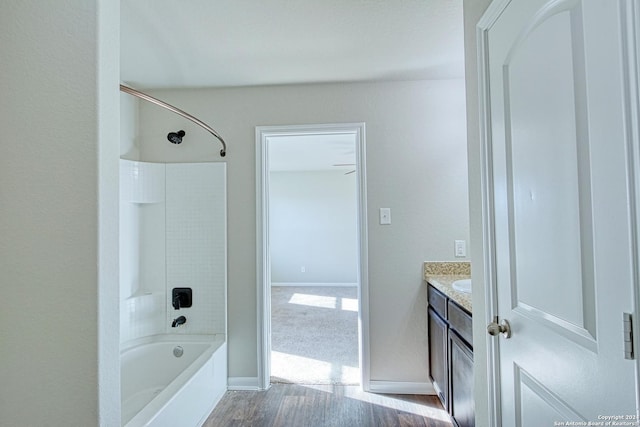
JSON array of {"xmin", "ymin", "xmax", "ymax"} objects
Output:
[{"xmin": 173, "ymin": 346, "xmax": 184, "ymax": 358}]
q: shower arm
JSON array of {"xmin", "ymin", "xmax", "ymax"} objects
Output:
[{"xmin": 119, "ymin": 84, "xmax": 227, "ymax": 157}]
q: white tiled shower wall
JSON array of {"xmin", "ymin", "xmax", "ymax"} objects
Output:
[
  {"xmin": 119, "ymin": 160, "xmax": 226, "ymax": 345},
  {"xmin": 165, "ymin": 163, "xmax": 226, "ymax": 335}
]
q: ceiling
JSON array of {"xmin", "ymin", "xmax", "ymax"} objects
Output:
[{"xmin": 120, "ymin": 0, "xmax": 464, "ymax": 89}]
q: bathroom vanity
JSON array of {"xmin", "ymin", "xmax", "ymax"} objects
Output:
[{"xmin": 427, "ymin": 279, "xmax": 474, "ymax": 427}]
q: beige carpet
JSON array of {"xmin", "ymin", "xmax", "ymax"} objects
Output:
[{"xmin": 270, "ymin": 286, "xmax": 360, "ymax": 385}]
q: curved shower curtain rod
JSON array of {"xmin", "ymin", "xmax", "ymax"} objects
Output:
[{"xmin": 120, "ymin": 84, "xmax": 227, "ymax": 157}]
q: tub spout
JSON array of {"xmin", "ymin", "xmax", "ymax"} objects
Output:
[{"xmin": 172, "ymin": 316, "xmax": 186, "ymax": 327}]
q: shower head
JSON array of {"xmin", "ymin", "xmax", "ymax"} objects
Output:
[{"xmin": 167, "ymin": 130, "xmax": 185, "ymax": 144}]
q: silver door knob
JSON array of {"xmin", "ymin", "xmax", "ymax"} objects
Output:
[{"xmin": 487, "ymin": 318, "xmax": 512, "ymax": 338}]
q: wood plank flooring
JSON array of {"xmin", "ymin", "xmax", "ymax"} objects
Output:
[{"xmin": 203, "ymin": 384, "xmax": 453, "ymax": 427}]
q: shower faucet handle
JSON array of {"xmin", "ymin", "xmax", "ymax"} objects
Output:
[{"xmin": 172, "ymin": 287, "xmax": 193, "ymax": 310}]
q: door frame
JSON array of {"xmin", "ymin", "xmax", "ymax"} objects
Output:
[
  {"xmin": 620, "ymin": 0, "xmax": 640, "ymax": 414},
  {"xmin": 255, "ymin": 122, "xmax": 370, "ymax": 391},
  {"xmin": 477, "ymin": 0, "xmax": 640, "ymax": 423}
]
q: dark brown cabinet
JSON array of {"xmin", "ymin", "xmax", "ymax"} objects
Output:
[
  {"xmin": 427, "ymin": 284, "xmax": 474, "ymax": 427},
  {"xmin": 449, "ymin": 330, "xmax": 474, "ymax": 427},
  {"xmin": 428, "ymin": 306, "xmax": 448, "ymax": 408}
]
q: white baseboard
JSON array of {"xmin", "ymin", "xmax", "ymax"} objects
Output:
[
  {"xmin": 227, "ymin": 377, "xmax": 262, "ymax": 391},
  {"xmin": 367, "ymin": 381, "xmax": 436, "ymax": 395},
  {"xmin": 271, "ymin": 282, "xmax": 358, "ymax": 287}
]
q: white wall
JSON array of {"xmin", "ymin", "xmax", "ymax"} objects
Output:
[
  {"xmin": 463, "ymin": 1, "xmax": 493, "ymax": 426},
  {"xmin": 136, "ymin": 79, "xmax": 469, "ymax": 383},
  {"xmin": 120, "ymin": 93, "xmax": 140, "ymax": 160},
  {"xmin": 269, "ymin": 170, "xmax": 358, "ymax": 285},
  {"xmin": 0, "ymin": 2, "xmax": 120, "ymax": 426}
]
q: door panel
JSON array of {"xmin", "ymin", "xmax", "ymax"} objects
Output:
[
  {"xmin": 505, "ymin": 5, "xmax": 591, "ymax": 331},
  {"xmin": 502, "ymin": 0, "xmax": 597, "ymax": 350},
  {"xmin": 516, "ymin": 366, "xmax": 584, "ymax": 426},
  {"xmin": 484, "ymin": 0, "xmax": 637, "ymax": 423}
]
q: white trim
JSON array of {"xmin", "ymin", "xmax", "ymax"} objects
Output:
[
  {"xmin": 271, "ymin": 282, "xmax": 358, "ymax": 287},
  {"xmin": 355, "ymin": 124, "xmax": 371, "ymax": 392},
  {"xmin": 477, "ymin": 1, "xmax": 511, "ymax": 426},
  {"xmin": 256, "ymin": 123, "xmax": 370, "ymax": 392},
  {"xmin": 227, "ymin": 377, "xmax": 262, "ymax": 391},
  {"xmin": 368, "ymin": 381, "xmax": 436, "ymax": 395},
  {"xmin": 256, "ymin": 126, "xmax": 271, "ymax": 390},
  {"xmin": 620, "ymin": 0, "xmax": 640, "ymax": 417}
]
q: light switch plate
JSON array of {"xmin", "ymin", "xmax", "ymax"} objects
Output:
[{"xmin": 380, "ymin": 208, "xmax": 391, "ymax": 225}]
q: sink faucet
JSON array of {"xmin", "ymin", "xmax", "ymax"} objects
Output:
[{"xmin": 172, "ymin": 316, "xmax": 186, "ymax": 327}]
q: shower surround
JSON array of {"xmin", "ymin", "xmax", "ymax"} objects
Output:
[{"xmin": 119, "ymin": 160, "xmax": 227, "ymax": 426}]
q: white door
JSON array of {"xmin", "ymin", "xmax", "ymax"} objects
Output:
[{"xmin": 482, "ymin": 0, "xmax": 637, "ymax": 424}]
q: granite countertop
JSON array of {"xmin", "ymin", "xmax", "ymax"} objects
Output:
[
  {"xmin": 423, "ymin": 261, "xmax": 472, "ymax": 313},
  {"xmin": 425, "ymin": 274, "xmax": 472, "ymax": 313}
]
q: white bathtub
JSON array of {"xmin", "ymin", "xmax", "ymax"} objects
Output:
[{"xmin": 121, "ymin": 335, "xmax": 227, "ymax": 427}]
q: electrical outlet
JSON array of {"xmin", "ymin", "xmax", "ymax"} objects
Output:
[
  {"xmin": 455, "ymin": 240, "xmax": 466, "ymax": 258},
  {"xmin": 301, "ymin": 266, "xmax": 306, "ymax": 273}
]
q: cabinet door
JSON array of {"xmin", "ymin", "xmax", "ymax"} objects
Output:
[
  {"xmin": 428, "ymin": 307, "xmax": 448, "ymax": 410},
  {"xmin": 450, "ymin": 330, "xmax": 474, "ymax": 427}
]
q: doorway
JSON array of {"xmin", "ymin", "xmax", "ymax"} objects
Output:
[{"xmin": 256, "ymin": 123, "xmax": 369, "ymax": 390}]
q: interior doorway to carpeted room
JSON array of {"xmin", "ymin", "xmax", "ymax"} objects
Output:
[{"xmin": 267, "ymin": 131, "xmax": 361, "ymax": 385}]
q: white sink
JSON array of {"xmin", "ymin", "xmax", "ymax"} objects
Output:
[{"xmin": 452, "ymin": 279, "xmax": 471, "ymax": 294}]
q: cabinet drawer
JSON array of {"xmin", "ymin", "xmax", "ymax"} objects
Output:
[
  {"xmin": 448, "ymin": 300, "xmax": 473, "ymax": 347},
  {"xmin": 428, "ymin": 285, "xmax": 447, "ymax": 318}
]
